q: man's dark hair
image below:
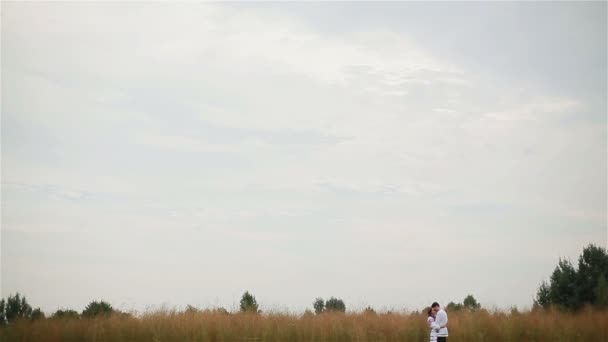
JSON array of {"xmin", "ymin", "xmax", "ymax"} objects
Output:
[{"xmin": 431, "ymin": 302, "xmax": 440, "ymax": 308}]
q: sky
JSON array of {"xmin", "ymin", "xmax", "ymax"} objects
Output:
[{"xmin": 1, "ymin": 2, "xmax": 606, "ymax": 314}]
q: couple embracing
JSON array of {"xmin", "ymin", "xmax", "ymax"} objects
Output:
[{"xmin": 426, "ymin": 302, "xmax": 448, "ymax": 342}]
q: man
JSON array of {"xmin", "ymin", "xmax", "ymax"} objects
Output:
[{"xmin": 431, "ymin": 302, "xmax": 448, "ymax": 342}]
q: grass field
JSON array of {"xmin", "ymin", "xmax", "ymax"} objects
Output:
[{"xmin": 2, "ymin": 307, "xmax": 607, "ymax": 341}]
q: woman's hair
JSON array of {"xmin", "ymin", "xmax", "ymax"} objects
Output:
[{"xmin": 427, "ymin": 308, "xmax": 433, "ymax": 317}]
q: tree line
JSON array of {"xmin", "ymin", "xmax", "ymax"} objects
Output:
[{"xmin": 1, "ymin": 244, "xmax": 605, "ymax": 325}]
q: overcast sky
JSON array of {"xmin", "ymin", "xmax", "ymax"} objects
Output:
[{"xmin": 2, "ymin": 2, "xmax": 606, "ymax": 314}]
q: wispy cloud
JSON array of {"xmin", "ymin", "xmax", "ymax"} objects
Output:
[{"xmin": 2, "ymin": 2, "xmax": 605, "ymax": 312}]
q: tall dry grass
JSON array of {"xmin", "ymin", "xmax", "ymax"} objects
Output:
[{"xmin": 1, "ymin": 308, "xmax": 607, "ymax": 341}]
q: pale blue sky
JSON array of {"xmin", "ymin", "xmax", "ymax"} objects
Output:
[{"xmin": 1, "ymin": 2, "xmax": 606, "ymax": 314}]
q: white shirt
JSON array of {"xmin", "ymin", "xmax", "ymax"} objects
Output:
[
  {"xmin": 427, "ymin": 316, "xmax": 438, "ymax": 341},
  {"xmin": 435, "ymin": 309, "xmax": 449, "ymax": 337}
]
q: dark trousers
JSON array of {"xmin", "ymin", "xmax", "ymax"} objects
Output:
[{"xmin": 437, "ymin": 337, "xmax": 447, "ymax": 342}]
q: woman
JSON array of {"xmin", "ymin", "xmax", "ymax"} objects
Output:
[
  {"xmin": 427, "ymin": 308, "xmax": 439, "ymax": 342},
  {"xmin": 427, "ymin": 308, "xmax": 447, "ymax": 342}
]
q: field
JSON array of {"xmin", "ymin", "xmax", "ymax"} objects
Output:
[{"xmin": 2, "ymin": 308, "xmax": 607, "ymax": 342}]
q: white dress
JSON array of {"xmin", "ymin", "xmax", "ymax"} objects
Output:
[{"xmin": 427, "ymin": 316, "xmax": 440, "ymax": 342}]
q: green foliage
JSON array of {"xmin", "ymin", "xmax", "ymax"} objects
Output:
[
  {"xmin": 595, "ymin": 274, "xmax": 608, "ymax": 308},
  {"xmin": 313, "ymin": 297, "xmax": 325, "ymax": 315},
  {"xmin": 239, "ymin": 291, "xmax": 260, "ymax": 313},
  {"xmin": 82, "ymin": 301, "xmax": 115, "ymax": 318},
  {"xmin": 576, "ymin": 244, "xmax": 608, "ymax": 305},
  {"xmin": 324, "ymin": 297, "xmax": 346, "ymax": 313},
  {"xmin": 463, "ymin": 294, "xmax": 481, "ymax": 310},
  {"xmin": 30, "ymin": 308, "xmax": 45, "ymax": 321},
  {"xmin": 446, "ymin": 301, "xmax": 463, "ymax": 311},
  {"xmin": 534, "ymin": 281, "xmax": 551, "ymax": 309},
  {"xmin": 312, "ymin": 297, "xmax": 346, "ymax": 313},
  {"xmin": 550, "ymin": 259, "xmax": 578, "ymax": 310},
  {"xmin": 535, "ymin": 244, "xmax": 608, "ymax": 310},
  {"xmin": 0, "ymin": 294, "xmax": 45, "ymax": 324},
  {"xmin": 445, "ymin": 295, "xmax": 481, "ymax": 312},
  {"xmin": 0, "ymin": 299, "xmax": 5, "ymax": 325},
  {"xmin": 363, "ymin": 306, "xmax": 376, "ymax": 315},
  {"xmin": 3, "ymin": 293, "xmax": 33, "ymax": 323},
  {"xmin": 51, "ymin": 309, "xmax": 80, "ymax": 320}
]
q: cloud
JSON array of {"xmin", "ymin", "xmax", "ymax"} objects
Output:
[{"xmin": 2, "ymin": 2, "xmax": 605, "ymax": 312}]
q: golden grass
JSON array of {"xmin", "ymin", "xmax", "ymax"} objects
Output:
[{"xmin": 2, "ymin": 308, "xmax": 607, "ymax": 341}]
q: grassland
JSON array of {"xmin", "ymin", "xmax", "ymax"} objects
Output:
[{"xmin": 2, "ymin": 307, "xmax": 607, "ymax": 341}]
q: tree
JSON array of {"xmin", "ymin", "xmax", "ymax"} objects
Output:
[
  {"xmin": 325, "ymin": 297, "xmax": 345, "ymax": 313},
  {"xmin": 446, "ymin": 301, "xmax": 463, "ymax": 312},
  {"xmin": 313, "ymin": 297, "xmax": 325, "ymax": 315},
  {"xmin": 239, "ymin": 291, "xmax": 260, "ymax": 313},
  {"xmin": 31, "ymin": 308, "xmax": 45, "ymax": 320},
  {"xmin": 576, "ymin": 244, "xmax": 608, "ymax": 306},
  {"xmin": 535, "ymin": 244, "xmax": 608, "ymax": 310},
  {"xmin": 0, "ymin": 299, "xmax": 5, "ymax": 325},
  {"xmin": 550, "ymin": 259, "xmax": 578, "ymax": 310},
  {"xmin": 595, "ymin": 274, "xmax": 608, "ymax": 308},
  {"xmin": 463, "ymin": 294, "xmax": 481, "ymax": 310},
  {"xmin": 534, "ymin": 281, "xmax": 551, "ymax": 309},
  {"xmin": 51, "ymin": 309, "xmax": 80, "ymax": 319},
  {"xmin": 82, "ymin": 300, "xmax": 114, "ymax": 318},
  {"xmin": 4, "ymin": 293, "xmax": 33, "ymax": 323}
]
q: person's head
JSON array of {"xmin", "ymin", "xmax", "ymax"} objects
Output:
[
  {"xmin": 431, "ymin": 302, "xmax": 440, "ymax": 314},
  {"xmin": 427, "ymin": 308, "xmax": 434, "ymax": 317}
]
